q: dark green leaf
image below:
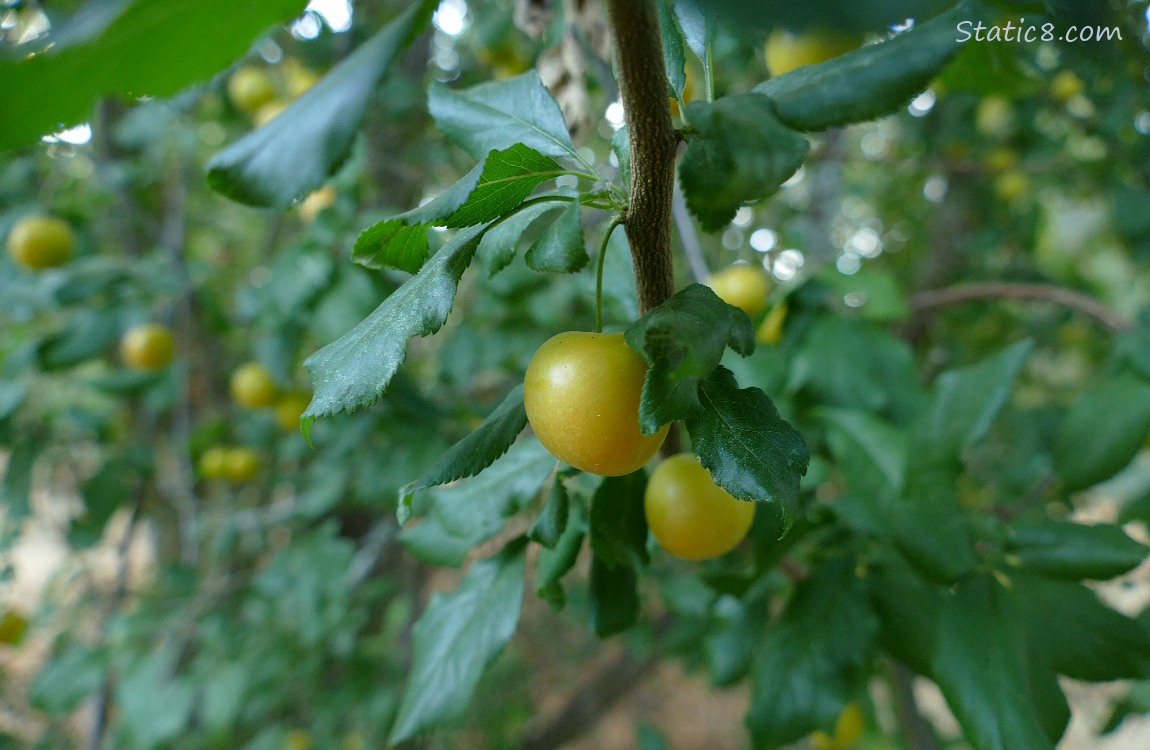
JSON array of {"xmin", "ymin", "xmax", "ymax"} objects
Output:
[
  {"xmin": 0, "ymin": 439, "xmax": 36, "ymax": 522},
  {"xmin": 705, "ymin": 582, "xmax": 772, "ymax": 687},
  {"xmin": 428, "ymin": 72, "xmax": 578, "ymax": 161},
  {"xmin": 73, "ymin": 459, "xmax": 135, "ymax": 547},
  {"xmin": 31, "ymin": 642, "xmax": 104, "ymax": 713},
  {"xmin": 407, "ymin": 385, "xmax": 528, "ymax": 494},
  {"xmin": 116, "ymin": 645, "xmax": 196, "ymax": 748},
  {"xmin": 1053, "ymin": 373, "xmax": 1150, "ymax": 492},
  {"xmin": 626, "ymin": 284, "xmax": 755, "ymax": 433},
  {"xmin": 529, "ymin": 472, "xmax": 569, "ymax": 549},
  {"xmin": 389, "ymin": 538, "xmax": 527, "ymax": 743},
  {"xmin": 351, "ymin": 220, "xmax": 430, "ymax": 274},
  {"xmin": 891, "ymin": 474, "xmax": 977, "ymax": 584},
  {"xmin": 1008, "ymin": 520, "xmax": 1148, "ymax": 581},
  {"xmin": 446, "ymin": 146, "xmax": 567, "ymax": 228},
  {"xmin": 476, "ymin": 201, "xmax": 564, "ymax": 275},
  {"xmin": 400, "ymin": 438, "xmax": 553, "ymax": 567},
  {"xmin": 524, "ymin": 201, "xmax": 587, "ymax": 273},
  {"xmin": 1017, "ymin": 574, "xmax": 1150, "ymax": 682},
  {"xmin": 686, "ymin": 367, "xmax": 808, "ymax": 529},
  {"xmin": 537, "ymin": 499, "xmax": 586, "ymax": 610},
  {"xmin": 39, "ymin": 307, "xmax": 121, "ymax": 370},
  {"xmin": 1101, "ymin": 681, "xmax": 1150, "ymax": 734},
  {"xmin": 754, "ymin": 2, "xmax": 976, "ymax": 131},
  {"xmin": 589, "ymin": 554, "xmax": 640, "ymax": 637},
  {"xmin": 303, "ymin": 225, "xmax": 484, "ymax": 430},
  {"xmin": 588, "ymin": 472, "xmax": 649, "ymax": 570},
  {"xmin": 931, "ymin": 574, "xmax": 1056, "ymax": 750},
  {"xmin": 0, "ymin": 0, "xmax": 307, "ymax": 151},
  {"xmin": 0, "ymin": 381, "xmax": 27, "ymax": 423},
  {"xmin": 394, "ymin": 160, "xmax": 486, "ymax": 226},
  {"xmin": 658, "ymin": 0, "xmax": 687, "ymax": 97},
  {"xmin": 673, "ymin": 0, "xmax": 718, "ymax": 64},
  {"xmin": 747, "ymin": 560, "xmax": 878, "ymax": 748},
  {"xmin": 868, "ymin": 560, "xmax": 941, "ymax": 674},
  {"xmin": 679, "ymin": 94, "xmax": 808, "ymax": 232},
  {"xmin": 818, "ymin": 408, "xmax": 906, "ymax": 503},
  {"xmin": 207, "ymin": 2, "xmax": 435, "ymax": 207}
]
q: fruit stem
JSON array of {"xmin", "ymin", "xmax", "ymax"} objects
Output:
[
  {"xmin": 595, "ymin": 214, "xmax": 626, "ymax": 333},
  {"xmin": 606, "ymin": 0, "xmax": 677, "ymax": 315}
]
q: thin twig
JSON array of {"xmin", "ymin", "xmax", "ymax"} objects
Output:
[{"xmin": 910, "ymin": 281, "xmax": 1130, "ymax": 332}]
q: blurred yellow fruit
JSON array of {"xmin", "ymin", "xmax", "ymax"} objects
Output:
[
  {"xmin": 253, "ymin": 101, "xmax": 290, "ymax": 128},
  {"xmin": 765, "ymin": 29, "xmax": 862, "ymax": 77},
  {"xmin": 756, "ymin": 302, "xmax": 789, "ymax": 344},
  {"xmin": 284, "ymin": 729, "xmax": 311, "ymax": 750},
  {"xmin": 227, "ymin": 66, "xmax": 277, "ymax": 114},
  {"xmin": 994, "ymin": 170, "xmax": 1030, "ymax": 201},
  {"xmin": 224, "ymin": 446, "xmax": 261, "ymax": 483},
  {"xmin": 0, "ymin": 610, "xmax": 28, "ymax": 646},
  {"xmin": 231, "ymin": 362, "xmax": 279, "ymax": 409},
  {"xmin": 282, "ymin": 58, "xmax": 320, "ymax": 98},
  {"xmin": 198, "ymin": 447, "xmax": 229, "ymax": 480},
  {"xmin": 1050, "ymin": 70, "xmax": 1084, "ymax": 101},
  {"xmin": 7, "ymin": 214, "xmax": 75, "ymax": 269},
  {"xmin": 275, "ymin": 392, "xmax": 312, "ymax": 431},
  {"xmin": 120, "ymin": 323, "xmax": 176, "ymax": 371},
  {"xmin": 985, "ymin": 147, "xmax": 1018, "ymax": 172},
  {"xmin": 297, "ymin": 185, "xmax": 337, "ymax": 223},
  {"xmin": 708, "ymin": 263, "xmax": 772, "ymax": 316},
  {"xmin": 975, "ymin": 96, "xmax": 1013, "ymax": 137},
  {"xmin": 812, "ymin": 702, "xmax": 865, "ymax": 750}
]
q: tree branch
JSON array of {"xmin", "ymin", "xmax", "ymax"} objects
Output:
[
  {"xmin": 606, "ymin": 0, "xmax": 677, "ymax": 315},
  {"xmin": 910, "ymin": 282, "xmax": 1130, "ymax": 332}
]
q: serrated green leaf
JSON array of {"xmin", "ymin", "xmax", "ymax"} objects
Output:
[
  {"xmin": 351, "ymin": 220, "xmax": 430, "ymax": 274},
  {"xmin": 589, "ymin": 472, "xmax": 649, "ymax": 569},
  {"xmin": 399, "ymin": 438, "xmax": 553, "ymax": 567},
  {"xmin": 1053, "ymin": 373, "xmax": 1150, "ymax": 492},
  {"xmin": 446, "ymin": 146, "xmax": 567, "ymax": 228},
  {"xmin": 1008, "ymin": 520, "xmax": 1148, "ymax": 581},
  {"xmin": 658, "ymin": 0, "xmax": 687, "ymax": 97},
  {"xmin": 754, "ymin": 2, "xmax": 976, "ymax": 131},
  {"xmin": 747, "ymin": 560, "xmax": 878, "ymax": 748},
  {"xmin": 524, "ymin": 201, "xmax": 587, "ymax": 273},
  {"xmin": 625, "ymin": 284, "xmax": 755, "ymax": 433},
  {"xmin": 589, "ymin": 554, "xmax": 640, "ymax": 637},
  {"xmin": 529, "ymin": 472, "xmax": 569, "ymax": 549},
  {"xmin": 1017, "ymin": 574, "xmax": 1150, "ymax": 682},
  {"xmin": 0, "ymin": 0, "xmax": 307, "ymax": 151},
  {"xmin": 207, "ymin": 2, "xmax": 435, "ymax": 207},
  {"xmin": 686, "ymin": 367, "xmax": 808, "ymax": 528},
  {"xmin": 409, "ymin": 385, "xmax": 528, "ymax": 494},
  {"xmin": 428, "ymin": 72, "xmax": 578, "ymax": 161},
  {"xmin": 679, "ymin": 94, "xmax": 808, "ymax": 232},
  {"xmin": 476, "ymin": 201, "xmax": 565, "ymax": 275},
  {"xmin": 303, "ymin": 225, "xmax": 484, "ymax": 424},
  {"xmin": 931, "ymin": 574, "xmax": 1056, "ymax": 750},
  {"xmin": 537, "ymin": 499, "xmax": 586, "ymax": 610},
  {"xmin": 389, "ymin": 538, "xmax": 527, "ymax": 743}
]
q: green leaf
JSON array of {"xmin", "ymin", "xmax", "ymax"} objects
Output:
[
  {"xmin": 679, "ymin": 94, "xmax": 809, "ymax": 232},
  {"xmin": 931, "ymin": 574, "xmax": 1056, "ymax": 750},
  {"xmin": 529, "ymin": 472, "xmax": 569, "ymax": 549},
  {"xmin": 0, "ymin": 381, "xmax": 27, "ymax": 423},
  {"xmin": 476, "ymin": 201, "xmax": 564, "ymax": 276},
  {"xmin": 351, "ymin": 220, "xmax": 430, "ymax": 274},
  {"xmin": 0, "ymin": 439, "xmax": 36, "ymax": 522},
  {"xmin": 116, "ymin": 645, "xmax": 196, "ymax": 748},
  {"xmin": 747, "ymin": 560, "xmax": 878, "ymax": 748},
  {"xmin": 706, "ymin": 583, "xmax": 772, "ymax": 688},
  {"xmin": 394, "ymin": 160, "xmax": 486, "ymax": 226},
  {"xmin": 817, "ymin": 408, "xmax": 906, "ymax": 504},
  {"xmin": 589, "ymin": 472, "xmax": 649, "ymax": 570},
  {"xmin": 868, "ymin": 560, "xmax": 941, "ymax": 675},
  {"xmin": 389, "ymin": 538, "xmax": 527, "ymax": 743},
  {"xmin": 72, "ymin": 458, "xmax": 135, "ymax": 547},
  {"xmin": 537, "ymin": 498, "xmax": 586, "ymax": 610},
  {"xmin": 891, "ymin": 474, "xmax": 977, "ymax": 584},
  {"xmin": 445, "ymin": 146, "xmax": 567, "ymax": 228},
  {"xmin": 589, "ymin": 554, "xmax": 640, "ymax": 637},
  {"xmin": 207, "ymin": 2, "xmax": 435, "ymax": 207},
  {"xmin": 818, "ymin": 267, "xmax": 910, "ymax": 321},
  {"xmin": 1053, "ymin": 372, "xmax": 1150, "ymax": 492},
  {"xmin": 673, "ymin": 0, "xmax": 718, "ymax": 65},
  {"xmin": 1017, "ymin": 574, "xmax": 1150, "ymax": 682},
  {"xmin": 302, "ymin": 225, "xmax": 484, "ymax": 428},
  {"xmin": 658, "ymin": 0, "xmax": 687, "ymax": 97},
  {"xmin": 1101, "ymin": 680, "xmax": 1150, "ymax": 734},
  {"xmin": 0, "ymin": 0, "xmax": 306, "ymax": 151},
  {"xmin": 754, "ymin": 2, "xmax": 975, "ymax": 131},
  {"xmin": 39, "ymin": 307, "xmax": 121, "ymax": 370},
  {"xmin": 686, "ymin": 367, "xmax": 808, "ymax": 529},
  {"xmin": 399, "ymin": 438, "xmax": 553, "ymax": 567},
  {"xmin": 31, "ymin": 642, "xmax": 104, "ymax": 713},
  {"xmin": 407, "ymin": 385, "xmax": 528, "ymax": 494},
  {"xmin": 428, "ymin": 72, "xmax": 578, "ymax": 161},
  {"xmin": 915, "ymin": 339, "xmax": 1033, "ymax": 466},
  {"xmin": 1007, "ymin": 520, "xmax": 1148, "ymax": 581},
  {"xmin": 524, "ymin": 200, "xmax": 587, "ymax": 273},
  {"xmin": 626, "ymin": 284, "xmax": 755, "ymax": 434}
]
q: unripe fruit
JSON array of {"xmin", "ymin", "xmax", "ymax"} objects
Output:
[
  {"xmin": 223, "ymin": 446, "xmax": 261, "ymax": 483},
  {"xmin": 524, "ymin": 331, "xmax": 668, "ymax": 476},
  {"xmin": 119, "ymin": 323, "xmax": 176, "ymax": 370},
  {"xmin": 7, "ymin": 214, "xmax": 75, "ymax": 269},
  {"xmin": 227, "ymin": 67, "xmax": 276, "ymax": 114},
  {"xmin": 199, "ymin": 447, "xmax": 229, "ymax": 479},
  {"xmin": 644, "ymin": 453, "xmax": 755, "ymax": 560},
  {"xmin": 231, "ymin": 362, "xmax": 279, "ymax": 409},
  {"xmin": 253, "ymin": 101, "xmax": 290, "ymax": 128},
  {"xmin": 297, "ymin": 185, "xmax": 336, "ymax": 223},
  {"xmin": 275, "ymin": 392, "xmax": 312, "ymax": 431},
  {"xmin": 812, "ymin": 702, "xmax": 865, "ymax": 750},
  {"xmin": 708, "ymin": 263, "xmax": 772, "ymax": 316},
  {"xmin": 765, "ymin": 29, "xmax": 862, "ymax": 77}
]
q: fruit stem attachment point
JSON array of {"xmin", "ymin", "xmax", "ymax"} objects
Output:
[{"xmin": 595, "ymin": 214, "xmax": 626, "ymax": 333}]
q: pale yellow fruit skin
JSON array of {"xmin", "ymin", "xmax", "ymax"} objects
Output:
[
  {"xmin": 708, "ymin": 263, "xmax": 772, "ymax": 317},
  {"xmin": 297, "ymin": 185, "xmax": 336, "ymax": 223},
  {"xmin": 120, "ymin": 323, "xmax": 175, "ymax": 370},
  {"xmin": 765, "ymin": 29, "xmax": 861, "ymax": 77},
  {"xmin": 253, "ymin": 100, "xmax": 290, "ymax": 128},
  {"xmin": 7, "ymin": 215, "xmax": 75, "ymax": 269},
  {"xmin": 644, "ymin": 453, "xmax": 755, "ymax": 561},
  {"xmin": 812, "ymin": 702, "xmax": 865, "ymax": 750},
  {"xmin": 275, "ymin": 392, "xmax": 312, "ymax": 430},
  {"xmin": 198, "ymin": 447, "xmax": 229, "ymax": 480},
  {"xmin": 231, "ymin": 362, "xmax": 279, "ymax": 409},
  {"xmin": 227, "ymin": 67, "xmax": 277, "ymax": 114},
  {"xmin": 524, "ymin": 332, "xmax": 668, "ymax": 476},
  {"xmin": 223, "ymin": 447, "xmax": 261, "ymax": 483}
]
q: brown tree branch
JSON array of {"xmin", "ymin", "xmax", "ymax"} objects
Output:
[
  {"xmin": 910, "ymin": 282, "xmax": 1130, "ymax": 333},
  {"xmin": 606, "ymin": 0, "xmax": 677, "ymax": 315}
]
